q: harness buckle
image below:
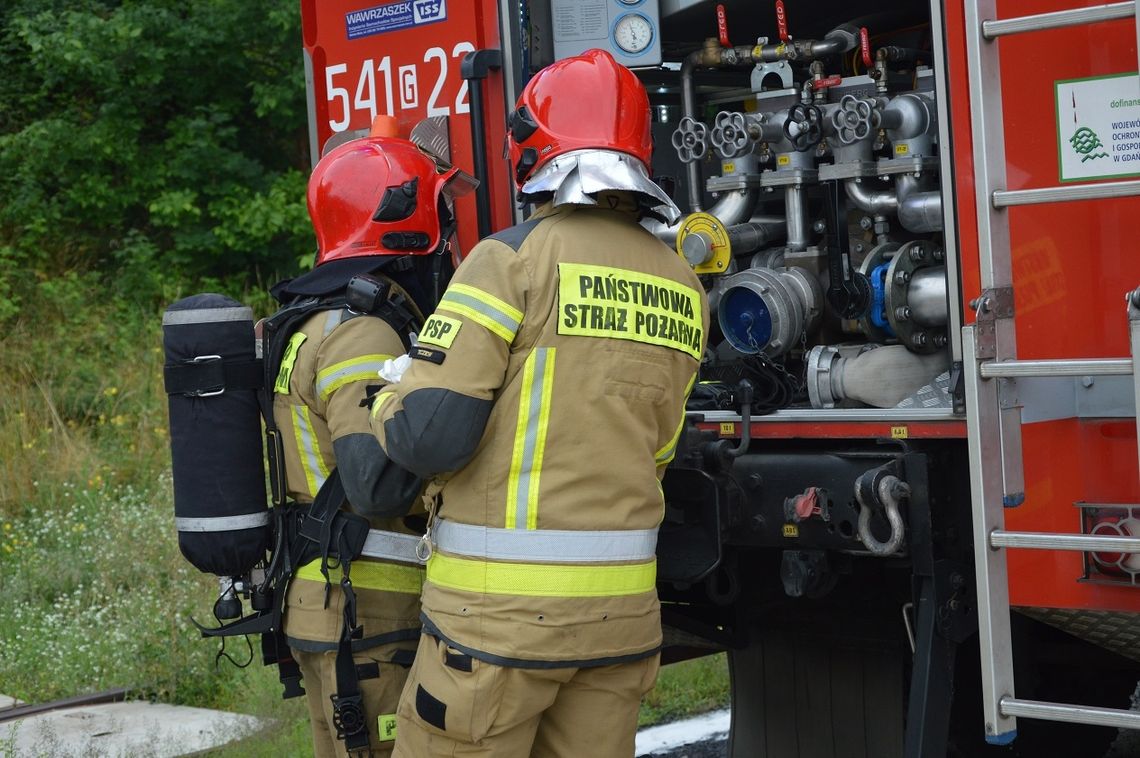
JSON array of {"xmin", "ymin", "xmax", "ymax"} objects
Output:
[{"xmin": 189, "ymin": 355, "xmax": 225, "ymax": 397}]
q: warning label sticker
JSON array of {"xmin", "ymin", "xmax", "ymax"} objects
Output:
[{"xmin": 1055, "ymin": 72, "xmax": 1140, "ymax": 182}]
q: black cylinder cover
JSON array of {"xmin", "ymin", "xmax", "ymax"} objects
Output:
[{"xmin": 163, "ymin": 293, "xmax": 268, "ymax": 576}]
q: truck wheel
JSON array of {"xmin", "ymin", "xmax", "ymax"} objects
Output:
[{"xmin": 727, "ymin": 630, "xmax": 904, "ymax": 758}]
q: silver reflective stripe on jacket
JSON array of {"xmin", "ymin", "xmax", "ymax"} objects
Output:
[
  {"xmin": 361, "ymin": 529, "xmax": 424, "ymax": 565},
  {"xmin": 433, "ymin": 518, "xmax": 658, "ymax": 563},
  {"xmin": 175, "ymin": 512, "xmax": 270, "ymax": 532}
]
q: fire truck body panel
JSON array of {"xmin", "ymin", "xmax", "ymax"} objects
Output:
[
  {"xmin": 301, "ymin": 0, "xmax": 1140, "ymax": 753},
  {"xmin": 944, "ymin": 0, "xmax": 1140, "ymax": 615}
]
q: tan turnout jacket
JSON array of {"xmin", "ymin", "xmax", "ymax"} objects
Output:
[
  {"xmin": 371, "ymin": 197, "xmax": 709, "ymax": 665},
  {"xmin": 274, "ymin": 306, "xmax": 423, "ymax": 651}
]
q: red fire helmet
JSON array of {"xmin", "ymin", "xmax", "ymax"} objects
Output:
[
  {"xmin": 308, "ymin": 135, "xmax": 459, "ymax": 265},
  {"xmin": 506, "ymin": 48, "xmax": 654, "ymax": 186}
]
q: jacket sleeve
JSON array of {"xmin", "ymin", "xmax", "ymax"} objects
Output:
[
  {"xmin": 370, "ymin": 238, "xmax": 530, "ymax": 478},
  {"xmin": 314, "ymin": 315, "xmax": 423, "ymax": 518}
]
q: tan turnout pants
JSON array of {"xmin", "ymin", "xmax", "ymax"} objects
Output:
[
  {"xmin": 294, "ymin": 646, "xmax": 411, "ymax": 758},
  {"xmin": 391, "ymin": 634, "xmax": 660, "ymax": 758}
]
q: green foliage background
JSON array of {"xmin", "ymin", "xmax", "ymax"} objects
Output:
[
  {"xmin": 0, "ymin": 0, "xmax": 313, "ymax": 320},
  {"xmin": 0, "ymin": 3, "xmax": 730, "ymax": 752}
]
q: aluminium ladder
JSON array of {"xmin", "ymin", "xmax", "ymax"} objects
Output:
[{"xmin": 962, "ymin": 0, "xmax": 1140, "ymax": 745}]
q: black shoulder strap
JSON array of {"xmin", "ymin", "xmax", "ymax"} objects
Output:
[{"xmin": 258, "ymin": 282, "xmax": 422, "ymax": 506}]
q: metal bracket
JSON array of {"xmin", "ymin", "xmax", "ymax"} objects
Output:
[{"xmin": 970, "ymin": 287, "xmax": 1015, "ymax": 360}]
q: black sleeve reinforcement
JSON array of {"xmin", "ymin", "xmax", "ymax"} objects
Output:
[
  {"xmin": 333, "ymin": 433, "xmax": 422, "ymax": 518},
  {"xmin": 382, "ymin": 387, "xmax": 492, "ymax": 478}
]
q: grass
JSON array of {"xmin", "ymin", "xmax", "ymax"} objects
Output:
[
  {"xmin": 640, "ymin": 654, "xmax": 730, "ymax": 728},
  {"xmin": 0, "ymin": 292, "xmax": 730, "ymax": 755}
]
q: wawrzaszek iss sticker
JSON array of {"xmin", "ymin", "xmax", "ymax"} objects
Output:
[
  {"xmin": 345, "ymin": 0, "xmax": 447, "ymax": 40},
  {"xmin": 1055, "ymin": 71, "xmax": 1140, "ymax": 182}
]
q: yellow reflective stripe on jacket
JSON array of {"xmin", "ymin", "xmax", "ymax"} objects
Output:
[
  {"xmin": 274, "ymin": 332, "xmax": 308, "ymax": 394},
  {"xmin": 294, "ymin": 558, "xmax": 424, "ymax": 594},
  {"xmin": 315, "ymin": 353, "xmax": 393, "ymax": 402},
  {"xmin": 427, "ymin": 553, "xmax": 656, "ymax": 598},
  {"xmin": 506, "ymin": 348, "xmax": 556, "ymax": 530},
  {"xmin": 292, "ymin": 404, "xmax": 329, "ymax": 497},
  {"xmin": 438, "ymin": 283, "xmax": 522, "ymax": 342},
  {"xmin": 369, "ymin": 391, "xmax": 397, "ymax": 421},
  {"xmin": 655, "ymin": 371, "xmax": 697, "ymax": 465}
]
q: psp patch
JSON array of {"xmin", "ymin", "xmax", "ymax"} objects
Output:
[
  {"xmin": 344, "ymin": 0, "xmax": 447, "ymax": 41},
  {"xmin": 378, "ymin": 713, "xmax": 397, "ymax": 741},
  {"xmin": 418, "ymin": 314, "xmax": 461, "ymax": 349}
]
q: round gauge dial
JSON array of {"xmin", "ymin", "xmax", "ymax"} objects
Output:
[
  {"xmin": 613, "ymin": 13, "xmax": 653, "ymax": 55},
  {"xmin": 616, "ymin": 0, "xmax": 645, "ymax": 5}
]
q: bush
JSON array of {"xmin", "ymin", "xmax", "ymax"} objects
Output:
[{"xmin": 0, "ymin": 0, "xmax": 314, "ymax": 316}]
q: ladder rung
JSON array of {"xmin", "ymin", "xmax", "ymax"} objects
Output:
[
  {"xmin": 983, "ymin": 2, "xmax": 1135, "ymax": 39},
  {"xmin": 990, "ymin": 529, "xmax": 1140, "ymax": 552},
  {"xmin": 980, "ymin": 358, "xmax": 1132, "ymax": 378},
  {"xmin": 1001, "ymin": 698, "xmax": 1140, "ymax": 730},
  {"xmin": 993, "ymin": 179, "xmax": 1140, "ymax": 208}
]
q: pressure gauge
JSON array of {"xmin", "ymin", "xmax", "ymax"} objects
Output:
[{"xmin": 613, "ymin": 13, "xmax": 653, "ymax": 55}]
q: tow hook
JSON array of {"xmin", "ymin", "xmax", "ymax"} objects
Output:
[{"xmin": 854, "ymin": 466, "xmax": 910, "ymax": 556}]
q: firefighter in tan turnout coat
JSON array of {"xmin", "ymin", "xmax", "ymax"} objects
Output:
[
  {"xmin": 272, "ymin": 126, "xmax": 466, "ymax": 757},
  {"xmin": 369, "ymin": 49, "xmax": 710, "ymax": 757}
]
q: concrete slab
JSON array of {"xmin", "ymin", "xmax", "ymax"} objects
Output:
[
  {"xmin": 0, "ymin": 694, "xmax": 24, "ymax": 711},
  {"xmin": 4, "ymin": 701, "xmax": 266, "ymax": 757}
]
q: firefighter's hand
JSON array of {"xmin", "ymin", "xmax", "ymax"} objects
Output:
[{"xmin": 379, "ymin": 354, "xmax": 412, "ymax": 384}]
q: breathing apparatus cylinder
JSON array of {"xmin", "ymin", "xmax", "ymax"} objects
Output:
[{"xmin": 163, "ymin": 294, "xmax": 269, "ymax": 577}]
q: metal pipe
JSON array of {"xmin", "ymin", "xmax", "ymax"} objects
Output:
[
  {"xmin": 753, "ymin": 24, "xmax": 859, "ymax": 61},
  {"xmin": 993, "ymin": 179, "xmax": 1140, "ymax": 208},
  {"xmin": 727, "ymin": 219, "xmax": 786, "ymax": 253},
  {"xmin": 845, "ymin": 179, "xmax": 899, "ymax": 214},
  {"xmin": 908, "ymin": 268, "xmax": 949, "ymax": 327},
  {"xmin": 643, "ymin": 187, "xmax": 760, "ymax": 246},
  {"xmin": 681, "ymin": 52, "xmax": 704, "ymax": 212},
  {"xmin": 899, "ymin": 191, "xmax": 944, "ymax": 232},
  {"xmin": 983, "ymin": 3, "xmax": 1134, "ymax": 39},
  {"xmin": 1001, "ymin": 698, "xmax": 1140, "ymax": 730},
  {"xmin": 990, "ymin": 529, "xmax": 1140, "ymax": 552},
  {"xmin": 845, "ymin": 175, "xmax": 943, "ymax": 232},
  {"xmin": 784, "ymin": 186, "xmax": 809, "ymax": 251},
  {"xmin": 980, "ymin": 358, "xmax": 1133, "ymax": 379}
]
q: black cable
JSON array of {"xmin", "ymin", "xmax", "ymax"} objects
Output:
[{"xmin": 211, "ymin": 586, "xmax": 254, "ymax": 670}]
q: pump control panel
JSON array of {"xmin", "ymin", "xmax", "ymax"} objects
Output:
[{"xmin": 551, "ymin": 0, "xmax": 662, "ymax": 67}]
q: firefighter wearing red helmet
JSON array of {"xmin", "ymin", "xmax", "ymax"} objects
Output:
[
  {"xmin": 369, "ymin": 49, "xmax": 710, "ymax": 757},
  {"xmin": 270, "ymin": 128, "xmax": 461, "ymax": 758}
]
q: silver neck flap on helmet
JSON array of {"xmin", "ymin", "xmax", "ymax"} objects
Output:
[{"xmin": 519, "ymin": 149, "xmax": 682, "ymax": 225}]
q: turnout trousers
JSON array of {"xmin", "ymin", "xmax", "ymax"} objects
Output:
[
  {"xmin": 391, "ymin": 634, "xmax": 660, "ymax": 758},
  {"xmin": 294, "ymin": 646, "xmax": 411, "ymax": 758}
]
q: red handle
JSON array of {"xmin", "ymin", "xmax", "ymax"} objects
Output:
[
  {"xmin": 716, "ymin": 4, "xmax": 731, "ymax": 47},
  {"xmin": 775, "ymin": 0, "xmax": 789, "ymax": 42},
  {"xmin": 860, "ymin": 27, "xmax": 873, "ymax": 67},
  {"xmin": 812, "ymin": 75, "xmax": 843, "ymax": 91}
]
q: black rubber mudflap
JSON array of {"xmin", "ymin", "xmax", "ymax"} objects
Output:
[{"xmin": 727, "ymin": 630, "xmax": 904, "ymax": 758}]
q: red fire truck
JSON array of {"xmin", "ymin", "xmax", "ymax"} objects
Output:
[{"xmin": 300, "ymin": 1, "xmax": 1140, "ymax": 755}]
